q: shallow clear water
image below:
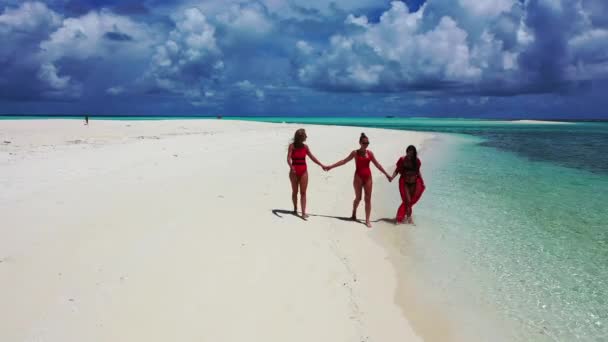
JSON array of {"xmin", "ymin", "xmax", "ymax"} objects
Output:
[{"xmin": 415, "ymin": 136, "xmax": 608, "ymax": 341}]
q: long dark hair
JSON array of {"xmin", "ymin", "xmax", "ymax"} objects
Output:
[
  {"xmin": 293, "ymin": 128, "xmax": 306, "ymax": 148},
  {"xmin": 404, "ymin": 145, "xmax": 418, "ymax": 171}
]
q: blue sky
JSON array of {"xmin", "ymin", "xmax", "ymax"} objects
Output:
[{"xmin": 0, "ymin": 0, "xmax": 607, "ymax": 118}]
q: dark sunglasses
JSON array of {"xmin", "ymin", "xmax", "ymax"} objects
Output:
[{"xmin": 361, "ymin": 141, "xmax": 369, "ymax": 145}]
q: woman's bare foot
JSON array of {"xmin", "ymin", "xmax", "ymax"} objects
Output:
[
  {"xmin": 350, "ymin": 215, "xmax": 357, "ymax": 221},
  {"xmin": 302, "ymin": 213, "xmax": 309, "ymax": 220},
  {"xmin": 406, "ymin": 216, "xmax": 413, "ymax": 224},
  {"xmin": 366, "ymin": 221, "xmax": 372, "ymax": 228}
]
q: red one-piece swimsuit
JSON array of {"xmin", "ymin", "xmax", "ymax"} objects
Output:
[
  {"xmin": 291, "ymin": 146, "xmax": 308, "ymax": 177},
  {"xmin": 355, "ymin": 150, "xmax": 372, "ymax": 183}
]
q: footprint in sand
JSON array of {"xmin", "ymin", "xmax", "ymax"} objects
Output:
[{"xmin": 0, "ymin": 256, "xmax": 14, "ymax": 264}]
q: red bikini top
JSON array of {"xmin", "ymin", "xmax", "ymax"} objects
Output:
[{"xmin": 398, "ymin": 156, "xmax": 420, "ymax": 175}]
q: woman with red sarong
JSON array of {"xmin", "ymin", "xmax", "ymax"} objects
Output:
[{"xmin": 390, "ymin": 145, "xmax": 425, "ymax": 224}]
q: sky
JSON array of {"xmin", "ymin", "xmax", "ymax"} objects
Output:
[{"xmin": 0, "ymin": 0, "xmax": 607, "ymax": 118}]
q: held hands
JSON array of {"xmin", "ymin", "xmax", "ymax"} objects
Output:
[{"xmin": 322, "ymin": 165, "xmax": 332, "ymax": 172}]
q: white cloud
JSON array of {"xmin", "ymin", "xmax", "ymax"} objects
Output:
[
  {"xmin": 236, "ymin": 80, "xmax": 254, "ymax": 89},
  {"xmin": 345, "ymin": 14, "xmax": 369, "ymax": 28},
  {"xmin": 569, "ymin": 28, "xmax": 608, "ymax": 57},
  {"xmin": 458, "ymin": 0, "xmax": 516, "ymax": 17},
  {"xmin": 35, "ymin": 10, "xmax": 154, "ymax": 97},
  {"xmin": 177, "ymin": 0, "xmax": 381, "ymax": 19},
  {"xmin": 0, "ymin": 2, "xmax": 74, "ymax": 98},
  {"xmin": 106, "ymin": 86, "xmax": 125, "ymax": 95},
  {"xmin": 466, "ymin": 96, "xmax": 489, "ymax": 106},
  {"xmin": 37, "ymin": 62, "xmax": 82, "ymax": 97},
  {"xmin": 293, "ymin": 0, "xmax": 608, "ymax": 94},
  {"xmin": 40, "ymin": 10, "xmax": 153, "ymax": 61},
  {"xmin": 541, "ymin": 0, "xmax": 564, "ymax": 12},
  {"xmin": 471, "ymin": 30, "xmax": 519, "ymax": 74},
  {"xmin": 217, "ymin": 3, "xmax": 273, "ymax": 36},
  {"xmin": 146, "ymin": 7, "xmax": 223, "ymax": 101},
  {"xmin": 0, "ymin": 1, "xmax": 61, "ymax": 34},
  {"xmin": 38, "ymin": 62, "xmax": 70, "ymax": 90},
  {"xmin": 235, "ymin": 80, "xmax": 265, "ymax": 101},
  {"xmin": 255, "ymin": 89, "xmax": 265, "ymax": 100},
  {"xmin": 414, "ymin": 97, "xmax": 431, "ymax": 107},
  {"xmin": 4, "ymin": 0, "xmax": 608, "ymax": 106},
  {"xmin": 296, "ymin": 40, "xmax": 313, "ymax": 54},
  {"xmin": 296, "ymin": 1, "xmax": 482, "ymax": 90},
  {"xmin": 503, "ymin": 51, "xmax": 518, "ymax": 70},
  {"xmin": 516, "ymin": 19, "xmax": 535, "ymax": 46},
  {"xmin": 568, "ymin": 28, "xmax": 608, "ymax": 78}
]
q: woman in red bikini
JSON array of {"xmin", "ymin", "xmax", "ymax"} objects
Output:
[
  {"xmin": 326, "ymin": 133, "xmax": 391, "ymax": 228},
  {"xmin": 287, "ymin": 128, "xmax": 327, "ymax": 219},
  {"xmin": 390, "ymin": 145, "xmax": 425, "ymax": 224}
]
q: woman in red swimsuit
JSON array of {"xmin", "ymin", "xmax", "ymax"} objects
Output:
[
  {"xmin": 326, "ymin": 133, "xmax": 391, "ymax": 228},
  {"xmin": 389, "ymin": 145, "xmax": 425, "ymax": 224},
  {"xmin": 287, "ymin": 129, "xmax": 327, "ymax": 219}
]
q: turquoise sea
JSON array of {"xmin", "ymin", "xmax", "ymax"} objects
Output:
[{"xmin": 2, "ymin": 116, "xmax": 607, "ymax": 340}]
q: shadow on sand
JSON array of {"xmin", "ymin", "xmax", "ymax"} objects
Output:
[{"xmin": 272, "ymin": 209, "xmax": 396, "ymax": 226}]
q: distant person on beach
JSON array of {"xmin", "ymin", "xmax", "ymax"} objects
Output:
[
  {"xmin": 389, "ymin": 145, "xmax": 425, "ymax": 224},
  {"xmin": 325, "ymin": 133, "xmax": 391, "ymax": 228},
  {"xmin": 85, "ymin": 114, "xmax": 89, "ymax": 125},
  {"xmin": 287, "ymin": 129, "xmax": 327, "ymax": 220}
]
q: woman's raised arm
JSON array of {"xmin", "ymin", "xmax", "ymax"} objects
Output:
[{"xmin": 327, "ymin": 151, "xmax": 356, "ymax": 170}]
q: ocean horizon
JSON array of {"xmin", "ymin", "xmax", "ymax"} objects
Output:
[{"xmin": 1, "ymin": 114, "xmax": 607, "ymax": 122}]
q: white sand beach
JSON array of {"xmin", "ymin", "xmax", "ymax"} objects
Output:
[{"xmin": 0, "ymin": 119, "xmax": 437, "ymax": 342}]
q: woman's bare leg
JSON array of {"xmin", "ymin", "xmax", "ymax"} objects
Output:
[
  {"xmin": 300, "ymin": 172, "xmax": 309, "ymax": 219},
  {"xmin": 351, "ymin": 175, "xmax": 363, "ymax": 220},
  {"xmin": 363, "ymin": 178, "xmax": 373, "ymax": 228},
  {"xmin": 289, "ymin": 172, "xmax": 298, "ymax": 214},
  {"xmin": 406, "ymin": 184, "xmax": 416, "ymax": 223}
]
